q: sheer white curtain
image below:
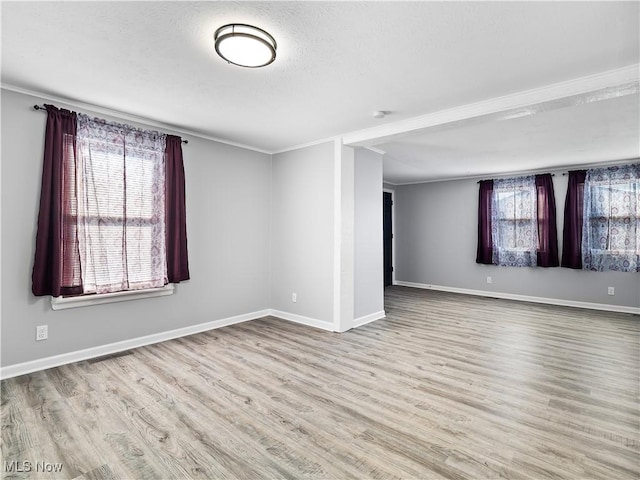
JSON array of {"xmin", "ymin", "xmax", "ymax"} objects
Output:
[
  {"xmin": 582, "ymin": 164, "xmax": 640, "ymax": 272},
  {"xmin": 491, "ymin": 176, "xmax": 538, "ymax": 267},
  {"xmin": 75, "ymin": 114, "xmax": 167, "ymax": 294}
]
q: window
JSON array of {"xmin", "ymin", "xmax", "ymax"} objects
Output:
[
  {"xmin": 492, "ymin": 177, "xmax": 538, "ymax": 266},
  {"xmin": 32, "ymin": 105, "xmax": 190, "ymax": 303},
  {"xmin": 581, "ymin": 164, "xmax": 639, "ymax": 272},
  {"xmin": 476, "ymin": 174, "xmax": 558, "ymax": 267},
  {"xmin": 70, "ymin": 114, "xmax": 168, "ymax": 294}
]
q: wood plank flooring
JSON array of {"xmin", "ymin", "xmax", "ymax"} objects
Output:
[{"xmin": 2, "ymin": 286, "xmax": 639, "ymax": 479}]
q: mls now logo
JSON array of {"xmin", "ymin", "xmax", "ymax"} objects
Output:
[{"xmin": 4, "ymin": 460, "xmax": 63, "ymax": 473}]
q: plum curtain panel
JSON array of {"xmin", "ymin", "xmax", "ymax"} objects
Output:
[
  {"xmin": 535, "ymin": 174, "xmax": 559, "ymax": 267},
  {"xmin": 165, "ymin": 135, "xmax": 190, "ymax": 283},
  {"xmin": 561, "ymin": 170, "xmax": 587, "ymax": 269},
  {"xmin": 32, "ymin": 106, "xmax": 189, "ymax": 297},
  {"xmin": 476, "ymin": 174, "xmax": 558, "ymax": 267},
  {"xmin": 581, "ymin": 164, "xmax": 640, "ymax": 272},
  {"xmin": 476, "ymin": 180, "xmax": 494, "ymax": 264},
  {"xmin": 32, "ymin": 105, "xmax": 81, "ymax": 297}
]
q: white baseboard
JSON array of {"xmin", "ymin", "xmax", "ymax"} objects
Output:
[
  {"xmin": 0, "ymin": 308, "xmax": 349, "ymax": 379},
  {"xmin": 352, "ymin": 310, "xmax": 386, "ymax": 328},
  {"xmin": 270, "ymin": 309, "xmax": 386, "ymax": 331},
  {"xmin": 268, "ymin": 309, "xmax": 335, "ymax": 332},
  {"xmin": 394, "ymin": 281, "xmax": 640, "ymax": 315},
  {"xmin": 21, "ymin": 282, "xmax": 627, "ymax": 380},
  {"xmin": 0, "ymin": 309, "xmax": 271, "ymax": 380}
]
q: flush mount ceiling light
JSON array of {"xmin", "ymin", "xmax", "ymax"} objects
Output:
[{"xmin": 214, "ymin": 23, "xmax": 277, "ymax": 68}]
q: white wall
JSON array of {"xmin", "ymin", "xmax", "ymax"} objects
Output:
[
  {"xmin": 1, "ymin": 88, "xmax": 272, "ymax": 367},
  {"xmin": 354, "ymin": 148, "xmax": 384, "ymax": 322},
  {"xmin": 270, "ymin": 142, "xmax": 336, "ymax": 326},
  {"xmin": 395, "ymin": 174, "xmax": 640, "ymax": 309}
]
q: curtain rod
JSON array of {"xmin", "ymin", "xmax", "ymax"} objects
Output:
[
  {"xmin": 33, "ymin": 105, "xmax": 188, "ymax": 144},
  {"xmin": 477, "ymin": 173, "xmax": 555, "ymax": 184}
]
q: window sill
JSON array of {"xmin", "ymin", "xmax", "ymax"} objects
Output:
[{"xmin": 51, "ymin": 284, "xmax": 174, "ymax": 310}]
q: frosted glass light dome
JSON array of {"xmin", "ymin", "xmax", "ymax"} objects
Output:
[{"xmin": 214, "ymin": 24, "xmax": 277, "ymax": 68}]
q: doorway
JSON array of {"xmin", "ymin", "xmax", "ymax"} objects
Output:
[{"xmin": 383, "ymin": 190, "xmax": 394, "ymax": 287}]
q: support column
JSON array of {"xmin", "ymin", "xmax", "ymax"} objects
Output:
[{"xmin": 333, "ymin": 139, "xmax": 355, "ymax": 332}]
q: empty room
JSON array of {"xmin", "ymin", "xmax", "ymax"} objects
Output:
[{"xmin": 1, "ymin": 1, "xmax": 639, "ymax": 479}]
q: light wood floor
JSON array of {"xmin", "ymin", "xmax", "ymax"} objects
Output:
[{"xmin": 2, "ymin": 287, "xmax": 639, "ymax": 479}]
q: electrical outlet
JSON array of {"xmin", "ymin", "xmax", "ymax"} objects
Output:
[
  {"xmin": 292, "ymin": 292, "xmax": 297, "ymax": 303},
  {"xmin": 487, "ymin": 276, "xmax": 492, "ymax": 284},
  {"xmin": 36, "ymin": 325, "xmax": 48, "ymax": 341},
  {"xmin": 607, "ymin": 286, "xmax": 615, "ymax": 296}
]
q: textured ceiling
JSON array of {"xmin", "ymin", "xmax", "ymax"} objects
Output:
[{"xmin": 2, "ymin": 1, "xmax": 639, "ymax": 182}]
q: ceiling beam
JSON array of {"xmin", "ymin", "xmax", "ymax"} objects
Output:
[{"xmin": 342, "ymin": 64, "xmax": 639, "ymax": 148}]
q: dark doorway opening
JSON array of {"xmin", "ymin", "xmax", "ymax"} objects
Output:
[{"xmin": 383, "ymin": 191, "xmax": 393, "ymax": 287}]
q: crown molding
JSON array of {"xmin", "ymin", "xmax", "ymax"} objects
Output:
[
  {"xmin": 342, "ymin": 64, "xmax": 640, "ymax": 147},
  {"xmin": 1, "ymin": 83, "xmax": 272, "ymax": 155},
  {"xmin": 271, "ymin": 136, "xmax": 340, "ymax": 155},
  {"xmin": 389, "ymin": 158, "xmax": 640, "ymax": 186}
]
